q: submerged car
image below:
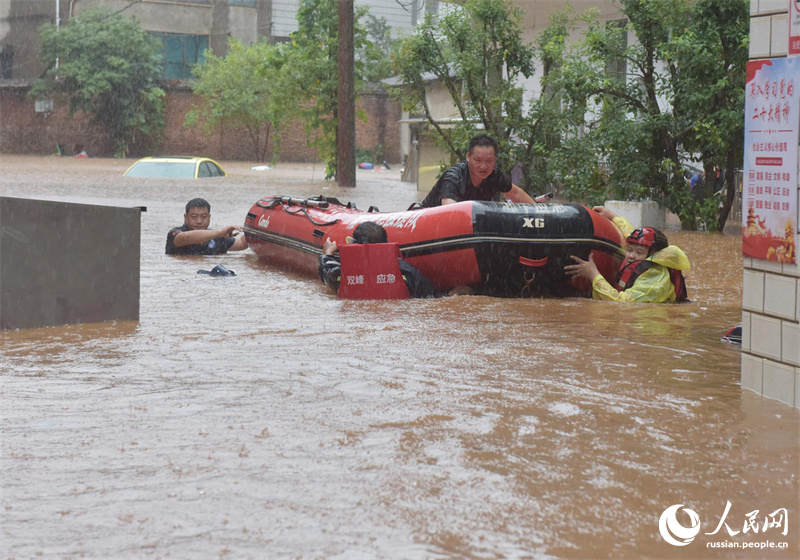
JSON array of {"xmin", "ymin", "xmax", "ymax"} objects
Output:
[{"xmin": 123, "ymin": 156, "xmax": 227, "ymax": 178}]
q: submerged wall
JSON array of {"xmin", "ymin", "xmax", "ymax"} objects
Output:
[
  {"xmin": 0, "ymin": 197, "xmax": 141, "ymax": 329},
  {"xmin": 0, "ymin": 83, "xmax": 401, "ymax": 163},
  {"xmin": 741, "ymin": 2, "xmax": 800, "ymax": 408}
]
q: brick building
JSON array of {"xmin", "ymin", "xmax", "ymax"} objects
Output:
[{"xmin": 0, "ymin": 0, "xmax": 434, "ymax": 162}]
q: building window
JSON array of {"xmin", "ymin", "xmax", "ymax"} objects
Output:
[
  {"xmin": 0, "ymin": 45, "xmax": 13, "ymax": 79},
  {"xmin": 151, "ymin": 32, "xmax": 208, "ymax": 79},
  {"xmin": 606, "ymin": 19, "xmax": 628, "ymax": 80},
  {"xmin": 228, "ymin": 0, "xmax": 256, "ymax": 6}
]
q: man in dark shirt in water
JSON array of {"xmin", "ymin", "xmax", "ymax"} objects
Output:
[
  {"xmin": 318, "ymin": 222, "xmax": 440, "ymax": 298},
  {"xmin": 419, "ymin": 134, "xmax": 535, "ymax": 207},
  {"xmin": 165, "ymin": 198, "xmax": 248, "ymax": 255}
]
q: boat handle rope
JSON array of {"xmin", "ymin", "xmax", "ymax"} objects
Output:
[
  {"xmin": 519, "ymin": 256, "xmax": 548, "ymax": 268},
  {"xmin": 256, "ymin": 197, "xmax": 340, "ymax": 227},
  {"xmin": 283, "ymin": 206, "xmax": 340, "ymax": 226},
  {"xmin": 257, "ymin": 196, "xmax": 330, "ymax": 209}
]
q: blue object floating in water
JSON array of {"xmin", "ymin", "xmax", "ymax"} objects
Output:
[{"xmin": 197, "ymin": 265, "xmax": 236, "ymax": 277}]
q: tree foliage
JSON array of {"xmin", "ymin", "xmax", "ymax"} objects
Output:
[
  {"xmin": 185, "ymin": 39, "xmax": 294, "ymax": 163},
  {"xmin": 284, "ymin": 0, "xmax": 381, "ymax": 179},
  {"xmin": 551, "ymin": 0, "xmax": 748, "ymax": 230},
  {"xmin": 667, "ymin": 0, "xmax": 749, "ymax": 231},
  {"xmin": 30, "ymin": 6, "xmax": 164, "ymax": 157},
  {"xmin": 389, "ymin": 0, "xmax": 575, "ymax": 193},
  {"xmin": 389, "ymin": 0, "xmax": 748, "ymax": 230}
]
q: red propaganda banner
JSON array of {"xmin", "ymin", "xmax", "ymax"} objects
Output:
[{"xmin": 742, "ymin": 58, "xmax": 799, "ymax": 264}]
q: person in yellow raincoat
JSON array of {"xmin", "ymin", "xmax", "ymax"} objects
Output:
[{"xmin": 564, "ymin": 206, "xmax": 690, "ymax": 303}]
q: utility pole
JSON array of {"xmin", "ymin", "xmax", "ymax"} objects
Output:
[
  {"xmin": 55, "ymin": 0, "xmax": 60, "ymax": 68},
  {"xmin": 337, "ymin": 0, "xmax": 356, "ymax": 187}
]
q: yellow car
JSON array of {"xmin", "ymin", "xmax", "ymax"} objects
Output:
[{"xmin": 123, "ymin": 156, "xmax": 227, "ymax": 178}]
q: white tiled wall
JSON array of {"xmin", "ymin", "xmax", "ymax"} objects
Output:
[
  {"xmin": 782, "ymin": 321, "xmax": 800, "ymax": 366},
  {"xmin": 756, "ymin": 0, "xmax": 789, "ymax": 14},
  {"xmin": 742, "ymin": 270, "xmax": 765, "ymax": 310},
  {"xmin": 743, "ymin": 1, "xmax": 799, "ymax": 408},
  {"xmin": 764, "ymin": 274, "xmax": 797, "ymax": 319},
  {"xmin": 796, "ymin": 368, "xmax": 800, "ymax": 407},
  {"xmin": 763, "ymin": 361, "xmax": 796, "ymax": 402},
  {"xmin": 742, "ymin": 311, "xmax": 752, "ymax": 352},
  {"xmin": 741, "ymin": 353, "xmax": 764, "ymax": 394},
  {"xmin": 750, "ymin": 10, "xmax": 793, "ymax": 58},
  {"xmin": 751, "ymin": 314, "xmax": 783, "ymax": 360},
  {"xmin": 750, "ymin": 17, "xmax": 772, "ymax": 58},
  {"xmin": 771, "ymin": 14, "xmax": 788, "ymax": 56}
]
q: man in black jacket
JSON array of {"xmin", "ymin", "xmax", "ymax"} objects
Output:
[
  {"xmin": 165, "ymin": 198, "xmax": 248, "ymax": 255},
  {"xmin": 420, "ymin": 134, "xmax": 534, "ymax": 207}
]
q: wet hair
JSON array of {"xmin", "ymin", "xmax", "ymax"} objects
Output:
[
  {"xmin": 468, "ymin": 133, "xmax": 499, "ymax": 156},
  {"xmin": 352, "ymin": 221, "xmax": 388, "ymax": 244},
  {"xmin": 186, "ymin": 197, "xmax": 210, "ymax": 214}
]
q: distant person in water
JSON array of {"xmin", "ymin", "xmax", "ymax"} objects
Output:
[
  {"xmin": 419, "ymin": 134, "xmax": 535, "ymax": 207},
  {"xmin": 318, "ymin": 222, "xmax": 440, "ymax": 298},
  {"xmin": 564, "ymin": 206, "xmax": 690, "ymax": 303},
  {"xmin": 165, "ymin": 197, "xmax": 248, "ymax": 255}
]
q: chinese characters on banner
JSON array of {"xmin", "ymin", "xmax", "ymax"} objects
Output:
[{"xmin": 743, "ymin": 58, "xmax": 799, "ymax": 263}]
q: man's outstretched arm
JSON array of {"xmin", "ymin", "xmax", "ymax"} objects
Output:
[{"xmin": 504, "ymin": 184, "xmax": 535, "ymax": 204}]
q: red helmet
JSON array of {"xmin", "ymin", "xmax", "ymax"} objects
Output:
[{"xmin": 627, "ymin": 227, "xmax": 668, "ymax": 252}]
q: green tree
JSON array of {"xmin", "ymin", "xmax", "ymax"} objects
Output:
[
  {"xmin": 552, "ymin": 1, "xmax": 693, "ymax": 219},
  {"xmin": 389, "ymin": 0, "xmax": 572, "ymax": 193},
  {"xmin": 362, "ymin": 14, "xmax": 397, "ymax": 83},
  {"xmin": 30, "ymin": 6, "xmax": 164, "ymax": 157},
  {"xmin": 185, "ymin": 39, "xmax": 294, "ymax": 163},
  {"xmin": 667, "ymin": 0, "xmax": 749, "ymax": 231},
  {"xmin": 552, "ymin": 0, "xmax": 748, "ymax": 230},
  {"xmin": 285, "ymin": 0, "xmax": 379, "ymax": 179}
]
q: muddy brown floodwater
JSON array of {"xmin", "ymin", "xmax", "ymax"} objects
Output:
[{"xmin": 1, "ymin": 155, "xmax": 798, "ymax": 559}]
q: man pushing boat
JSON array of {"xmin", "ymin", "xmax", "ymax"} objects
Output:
[
  {"xmin": 319, "ymin": 222, "xmax": 440, "ymax": 299},
  {"xmin": 165, "ymin": 197, "xmax": 248, "ymax": 255},
  {"xmin": 419, "ymin": 134, "xmax": 535, "ymax": 207}
]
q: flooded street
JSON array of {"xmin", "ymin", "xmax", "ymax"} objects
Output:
[{"xmin": 1, "ymin": 154, "xmax": 798, "ymax": 559}]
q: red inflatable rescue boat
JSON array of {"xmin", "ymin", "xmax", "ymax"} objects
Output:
[{"xmin": 243, "ymin": 196, "xmax": 626, "ymax": 297}]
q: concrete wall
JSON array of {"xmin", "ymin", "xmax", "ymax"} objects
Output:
[
  {"xmin": 0, "ymin": 197, "xmax": 141, "ymax": 330},
  {"xmin": 603, "ymin": 201, "xmax": 666, "ymax": 230},
  {"xmin": 0, "ymin": 0, "xmax": 53, "ymax": 80},
  {"xmin": 741, "ymin": 2, "xmax": 800, "ymax": 408}
]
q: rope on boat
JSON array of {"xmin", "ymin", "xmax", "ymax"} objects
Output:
[
  {"xmin": 257, "ymin": 196, "xmax": 330, "ymax": 209},
  {"xmin": 284, "ymin": 206, "xmax": 340, "ymax": 226},
  {"xmin": 256, "ymin": 196, "xmax": 340, "ymax": 227}
]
